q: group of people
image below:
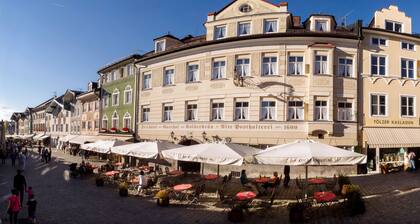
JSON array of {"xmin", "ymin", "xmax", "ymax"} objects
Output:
[
  {"xmin": 404, "ymin": 150, "xmax": 417, "ymax": 172},
  {"xmin": 7, "ymin": 170, "xmax": 37, "ymax": 224},
  {"xmin": 240, "ymin": 166, "xmax": 291, "ymax": 196},
  {"xmin": 38, "ymin": 146, "xmax": 52, "ymax": 163},
  {"xmin": 0, "ymin": 141, "xmax": 28, "ymax": 170}
]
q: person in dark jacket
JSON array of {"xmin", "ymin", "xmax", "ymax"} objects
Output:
[
  {"xmin": 13, "ymin": 170, "xmax": 27, "ymax": 204},
  {"xmin": 283, "ymin": 165, "xmax": 290, "ymax": 188},
  {"xmin": 26, "ymin": 194, "xmax": 37, "ymax": 223}
]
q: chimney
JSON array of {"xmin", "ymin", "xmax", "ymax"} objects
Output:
[{"xmin": 279, "ymin": 2, "xmax": 288, "ymax": 13}]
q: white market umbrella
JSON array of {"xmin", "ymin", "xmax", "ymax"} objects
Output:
[
  {"xmin": 81, "ymin": 140, "xmax": 130, "ymax": 154},
  {"xmin": 111, "ymin": 141, "xmax": 180, "ymax": 159},
  {"xmin": 254, "ymin": 140, "xmax": 367, "ymax": 179},
  {"xmin": 162, "ymin": 143, "xmax": 261, "ymax": 175}
]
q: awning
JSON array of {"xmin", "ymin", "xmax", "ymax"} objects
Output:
[
  {"xmin": 364, "ymin": 128, "xmax": 420, "ymax": 148},
  {"xmin": 59, "ymin": 135, "xmax": 78, "ymax": 143},
  {"xmin": 39, "ymin": 135, "xmax": 50, "ymax": 140},
  {"xmin": 33, "ymin": 133, "xmax": 45, "ymax": 140},
  {"xmin": 69, "ymin": 135, "xmax": 99, "ymax": 145}
]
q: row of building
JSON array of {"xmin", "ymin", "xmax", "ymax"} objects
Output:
[{"xmin": 8, "ymin": 0, "xmax": 420, "ymax": 173}]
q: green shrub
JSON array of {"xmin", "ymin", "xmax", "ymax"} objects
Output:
[
  {"xmin": 338, "ymin": 174, "xmax": 351, "ymax": 190},
  {"xmin": 345, "ymin": 184, "xmax": 366, "ymax": 215}
]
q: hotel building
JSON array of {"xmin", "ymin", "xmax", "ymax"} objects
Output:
[{"xmin": 135, "ymin": 0, "xmax": 361, "ymax": 149}]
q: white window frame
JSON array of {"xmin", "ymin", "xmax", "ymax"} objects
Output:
[
  {"xmin": 124, "ymin": 85, "xmax": 133, "ymax": 104},
  {"xmin": 315, "ymin": 20, "xmax": 328, "ymax": 32},
  {"xmin": 235, "ymin": 57, "xmax": 250, "ymax": 77},
  {"xmin": 123, "ymin": 112, "xmax": 131, "ymax": 129},
  {"xmin": 264, "ymin": 19, "xmax": 278, "ymax": 34},
  {"xmin": 401, "ymin": 58, "xmax": 416, "ymax": 79},
  {"xmin": 141, "ymin": 106, "xmax": 150, "ymax": 122},
  {"xmin": 314, "ymin": 100, "xmax": 329, "ymax": 121},
  {"xmin": 238, "ymin": 22, "xmax": 251, "ymax": 36},
  {"xmin": 314, "ymin": 55, "xmax": 328, "ymax": 75},
  {"xmin": 102, "ymin": 115, "xmax": 108, "ymax": 129},
  {"xmin": 370, "ymin": 54, "xmax": 387, "ymax": 76},
  {"xmin": 371, "ymin": 37, "xmax": 387, "ymax": 46},
  {"xmin": 261, "ymin": 100, "xmax": 276, "ymax": 121},
  {"xmin": 288, "ymin": 56, "xmax": 304, "ymax": 75},
  {"xmin": 211, "ymin": 102, "xmax": 224, "ymax": 121},
  {"xmin": 126, "ymin": 64, "xmax": 133, "ymax": 76},
  {"xmin": 288, "ymin": 100, "xmax": 304, "ymax": 121},
  {"xmin": 401, "ymin": 41, "xmax": 415, "ymax": 51},
  {"xmin": 163, "ymin": 68, "xmax": 175, "ymax": 86},
  {"xmin": 143, "ymin": 73, "xmax": 152, "ymax": 90},
  {"xmin": 235, "ymin": 101, "xmax": 249, "ymax": 121},
  {"xmin": 111, "ymin": 111, "xmax": 119, "ymax": 129},
  {"xmin": 337, "ymin": 101, "xmax": 354, "ymax": 121},
  {"xmin": 338, "ymin": 57, "xmax": 354, "ymax": 77},
  {"xmin": 155, "ymin": 39, "xmax": 166, "ymax": 52},
  {"xmin": 187, "ymin": 63, "xmax": 199, "ymax": 83},
  {"xmin": 212, "ymin": 60, "xmax": 226, "ymax": 80},
  {"xmin": 370, "ymin": 93, "xmax": 388, "ymax": 117},
  {"xmin": 112, "ymin": 89, "xmax": 119, "ymax": 106},
  {"xmin": 385, "ymin": 20, "xmax": 403, "ymax": 33},
  {"xmin": 186, "ymin": 102, "xmax": 198, "ymax": 121},
  {"xmin": 163, "ymin": 104, "xmax": 173, "ymax": 122},
  {"xmin": 214, "ymin": 25, "xmax": 227, "ymax": 40},
  {"xmin": 400, "ymin": 95, "xmax": 416, "ymax": 117},
  {"xmin": 262, "ymin": 56, "xmax": 278, "ymax": 76},
  {"xmin": 111, "ymin": 71, "xmax": 117, "ymax": 81}
]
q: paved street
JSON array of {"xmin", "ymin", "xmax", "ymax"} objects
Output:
[{"xmin": 0, "ymin": 150, "xmax": 420, "ymax": 224}]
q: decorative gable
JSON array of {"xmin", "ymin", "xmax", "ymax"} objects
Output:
[{"xmin": 371, "ymin": 5, "xmax": 412, "ymax": 34}]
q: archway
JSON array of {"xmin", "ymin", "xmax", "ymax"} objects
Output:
[{"xmin": 177, "ymin": 139, "xmax": 201, "ymax": 172}]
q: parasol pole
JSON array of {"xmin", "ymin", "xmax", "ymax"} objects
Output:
[{"xmin": 217, "ymin": 164, "xmax": 220, "ymax": 176}]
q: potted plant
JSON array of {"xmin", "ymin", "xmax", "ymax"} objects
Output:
[
  {"xmin": 345, "ymin": 185, "xmax": 366, "ymax": 215},
  {"xmin": 95, "ymin": 175, "xmax": 105, "ymax": 187},
  {"xmin": 119, "ymin": 182, "xmax": 129, "ymax": 197},
  {"xmin": 100, "ymin": 128, "xmax": 108, "ymax": 133},
  {"xmin": 287, "ymin": 202, "xmax": 306, "ymax": 223},
  {"xmin": 121, "ymin": 127, "xmax": 130, "ymax": 133},
  {"xmin": 110, "ymin": 128, "xmax": 118, "ymax": 133},
  {"xmin": 338, "ymin": 174, "xmax": 351, "ymax": 193},
  {"xmin": 227, "ymin": 205, "xmax": 244, "ymax": 222},
  {"xmin": 155, "ymin": 189, "xmax": 170, "ymax": 207}
]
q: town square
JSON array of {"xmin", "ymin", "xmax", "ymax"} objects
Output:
[{"xmin": 0, "ymin": 0, "xmax": 420, "ymax": 223}]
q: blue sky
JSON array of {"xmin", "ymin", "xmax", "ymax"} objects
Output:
[{"xmin": 0, "ymin": 0, "xmax": 417, "ymax": 120}]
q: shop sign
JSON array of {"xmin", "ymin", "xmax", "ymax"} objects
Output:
[{"xmin": 373, "ymin": 119, "xmax": 417, "ymax": 126}]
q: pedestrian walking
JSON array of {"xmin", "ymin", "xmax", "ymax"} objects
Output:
[
  {"xmin": 42, "ymin": 148, "xmax": 48, "ymax": 163},
  {"xmin": 283, "ymin": 165, "xmax": 290, "ymax": 188},
  {"xmin": 0, "ymin": 148, "xmax": 6, "ymax": 165},
  {"xmin": 17, "ymin": 152, "xmax": 26, "ymax": 171},
  {"xmin": 26, "ymin": 194, "xmax": 37, "ymax": 224},
  {"xmin": 408, "ymin": 151, "xmax": 416, "ymax": 171},
  {"xmin": 10, "ymin": 150, "xmax": 17, "ymax": 167},
  {"xmin": 7, "ymin": 189, "xmax": 20, "ymax": 224},
  {"xmin": 13, "ymin": 170, "xmax": 27, "ymax": 205},
  {"xmin": 48, "ymin": 148, "xmax": 52, "ymax": 163},
  {"xmin": 37, "ymin": 146, "xmax": 42, "ymax": 156}
]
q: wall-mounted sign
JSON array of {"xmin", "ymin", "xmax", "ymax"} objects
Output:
[{"xmin": 373, "ymin": 119, "xmax": 417, "ymax": 126}]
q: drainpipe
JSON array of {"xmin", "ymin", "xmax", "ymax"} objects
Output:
[
  {"xmin": 356, "ymin": 20, "xmax": 364, "ymax": 154},
  {"xmin": 134, "ymin": 63, "xmax": 147, "ymax": 142}
]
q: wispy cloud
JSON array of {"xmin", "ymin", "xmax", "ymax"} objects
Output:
[
  {"xmin": 51, "ymin": 2, "xmax": 65, "ymax": 8},
  {"xmin": 0, "ymin": 104, "xmax": 17, "ymax": 121}
]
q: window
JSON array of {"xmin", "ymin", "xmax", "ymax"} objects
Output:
[
  {"xmin": 214, "ymin": 25, "xmax": 226, "ymax": 40},
  {"xmin": 262, "ymin": 56, "xmax": 277, "ymax": 76},
  {"xmin": 212, "ymin": 60, "xmax": 226, "ymax": 79},
  {"xmin": 111, "ymin": 71, "xmax": 117, "ymax": 81},
  {"xmin": 264, "ymin": 19, "xmax": 277, "ymax": 33},
  {"xmin": 112, "ymin": 111, "xmax": 119, "ymax": 128},
  {"xmin": 155, "ymin": 40, "xmax": 165, "ymax": 52},
  {"xmin": 238, "ymin": 22, "xmax": 251, "ymax": 36},
  {"xmin": 87, "ymin": 121, "xmax": 92, "ymax": 130},
  {"xmin": 235, "ymin": 58, "xmax": 250, "ymax": 77},
  {"xmin": 315, "ymin": 55, "xmax": 328, "ymax": 74},
  {"xmin": 261, "ymin": 101, "xmax": 276, "ymax": 120},
  {"xmin": 371, "ymin": 37, "xmax": 387, "ymax": 46},
  {"xmin": 186, "ymin": 103, "xmax": 198, "ymax": 121},
  {"xmin": 103, "ymin": 95, "xmax": 109, "ymax": 108},
  {"xmin": 338, "ymin": 102, "xmax": 353, "ymax": 121},
  {"xmin": 235, "ymin": 101, "xmax": 249, "ymax": 120},
  {"xmin": 315, "ymin": 20, "xmax": 327, "ymax": 32},
  {"xmin": 338, "ymin": 58, "xmax": 353, "ymax": 77},
  {"xmin": 402, "ymin": 42, "xmax": 415, "ymax": 51},
  {"xmin": 315, "ymin": 100, "xmax": 328, "ymax": 121},
  {"xmin": 95, "ymin": 120, "xmax": 98, "ymax": 129},
  {"xmin": 212, "ymin": 103, "xmax": 224, "ymax": 121},
  {"xmin": 163, "ymin": 68, "xmax": 175, "ymax": 86},
  {"xmin": 142, "ymin": 106, "xmax": 150, "ymax": 122},
  {"xmin": 385, "ymin": 20, "xmax": 402, "ymax": 33},
  {"xmin": 112, "ymin": 89, "xmax": 119, "ymax": 106},
  {"xmin": 187, "ymin": 63, "xmax": 199, "ymax": 82},
  {"xmin": 124, "ymin": 85, "xmax": 133, "ymax": 104},
  {"xmin": 102, "ymin": 115, "xmax": 108, "ymax": 129},
  {"xmin": 239, "ymin": 4, "xmax": 252, "ymax": 13},
  {"xmin": 371, "ymin": 55, "xmax": 386, "ymax": 76},
  {"xmin": 288, "ymin": 56, "xmax": 303, "ymax": 75},
  {"xmin": 123, "ymin": 113, "xmax": 131, "ymax": 129},
  {"xmin": 401, "ymin": 59, "xmax": 415, "ymax": 79},
  {"xmin": 127, "ymin": 64, "xmax": 133, "ymax": 76},
  {"xmin": 106, "ymin": 73, "xmax": 111, "ymax": 82},
  {"xmin": 143, "ymin": 73, "xmax": 151, "ymax": 89},
  {"xmin": 288, "ymin": 101, "xmax": 304, "ymax": 120},
  {"xmin": 401, "ymin": 96, "xmax": 415, "ymax": 117},
  {"xmin": 163, "ymin": 105, "xmax": 173, "ymax": 122},
  {"xmin": 371, "ymin": 94, "xmax": 387, "ymax": 116}
]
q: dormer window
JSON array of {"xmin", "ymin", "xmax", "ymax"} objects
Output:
[
  {"xmin": 239, "ymin": 4, "xmax": 252, "ymax": 13},
  {"xmin": 238, "ymin": 22, "xmax": 251, "ymax": 36},
  {"xmin": 315, "ymin": 20, "xmax": 328, "ymax": 32},
  {"xmin": 155, "ymin": 40, "xmax": 166, "ymax": 52},
  {"xmin": 264, "ymin": 19, "xmax": 277, "ymax": 34},
  {"xmin": 385, "ymin": 20, "xmax": 402, "ymax": 32},
  {"xmin": 214, "ymin": 25, "xmax": 226, "ymax": 40}
]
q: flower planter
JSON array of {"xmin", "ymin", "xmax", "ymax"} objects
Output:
[
  {"xmin": 119, "ymin": 188, "xmax": 128, "ymax": 197},
  {"xmin": 156, "ymin": 197, "xmax": 170, "ymax": 207},
  {"xmin": 95, "ymin": 177, "xmax": 104, "ymax": 187}
]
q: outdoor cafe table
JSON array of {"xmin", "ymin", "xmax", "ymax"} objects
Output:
[
  {"xmin": 236, "ymin": 191, "xmax": 257, "ymax": 201},
  {"xmin": 173, "ymin": 184, "xmax": 193, "ymax": 191},
  {"xmin": 105, "ymin": 171, "xmax": 120, "ymax": 176},
  {"xmin": 314, "ymin": 191, "xmax": 337, "ymax": 205},
  {"xmin": 203, "ymin": 174, "xmax": 218, "ymax": 181},
  {"xmin": 254, "ymin": 177, "xmax": 271, "ymax": 183},
  {"xmin": 167, "ymin": 170, "xmax": 183, "ymax": 176},
  {"xmin": 308, "ymin": 178, "xmax": 327, "ymax": 185}
]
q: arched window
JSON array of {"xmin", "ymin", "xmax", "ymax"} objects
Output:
[
  {"xmin": 123, "ymin": 112, "xmax": 131, "ymax": 129},
  {"xmin": 124, "ymin": 85, "xmax": 133, "ymax": 104},
  {"xmin": 112, "ymin": 89, "xmax": 120, "ymax": 106},
  {"xmin": 102, "ymin": 115, "xmax": 108, "ymax": 129},
  {"xmin": 112, "ymin": 111, "xmax": 119, "ymax": 129}
]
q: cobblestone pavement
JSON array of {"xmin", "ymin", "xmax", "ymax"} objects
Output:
[{"xmin": 0, "ymin": 149, "xmax": 419, "ymax": 224}]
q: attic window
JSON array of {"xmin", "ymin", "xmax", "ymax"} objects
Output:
[
  {"xmin": 155, "ymin": 40, "xmax": 166, "ymax": 53},
  {"xmin": 385, "ymin": 20, "xmax": 402, "ymax": 33},
  {"xmin": 239, "ymin": 4, "xmax": 252, "ymax": 13}
]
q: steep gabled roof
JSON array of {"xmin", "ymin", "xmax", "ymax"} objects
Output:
[
  {"xmin": 209, "ymin": 0, "xmax": 284, "ymax": 16},
  {"xmin": 98, "ymin": 54, "xmax": 142, "ymax": 74}
]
